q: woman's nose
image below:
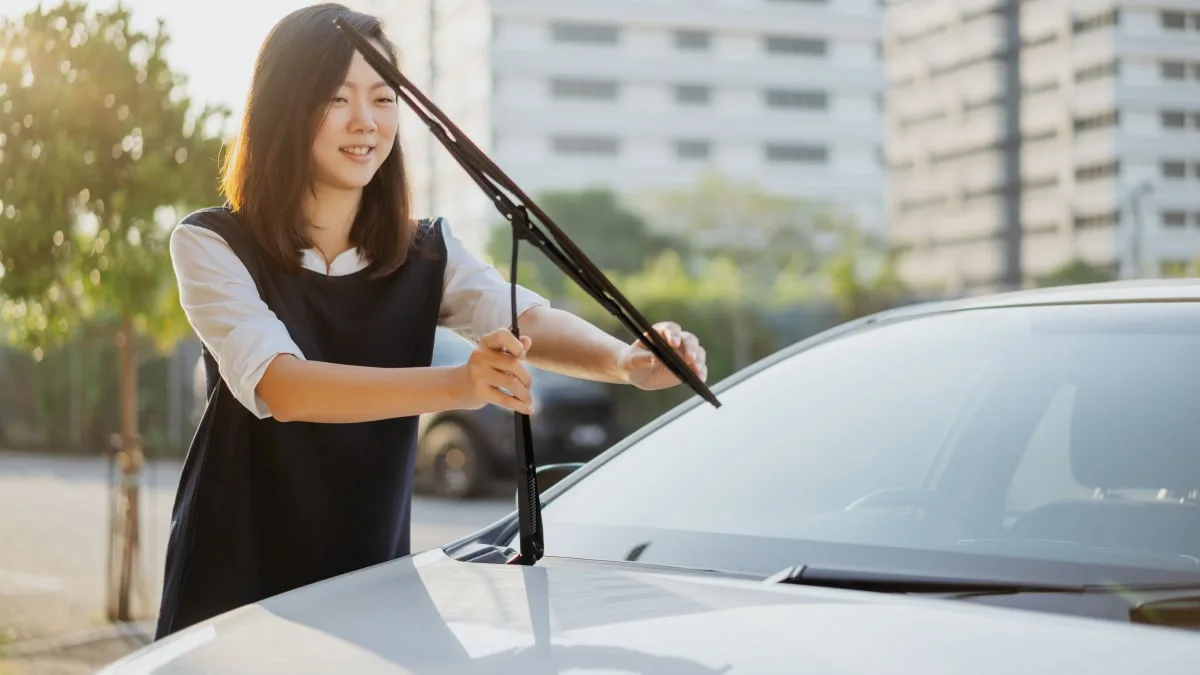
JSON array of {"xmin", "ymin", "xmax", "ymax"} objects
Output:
[{"xmin": 349, "ymin": 100, "xmax": 377, "ymax": 133}]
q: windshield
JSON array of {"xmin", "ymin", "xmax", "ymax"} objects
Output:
[{"xmin": 537, "ymin": 301, "xmax": 1200, "ymax": 587}]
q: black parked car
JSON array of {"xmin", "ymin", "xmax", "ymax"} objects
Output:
[{"xmin": 415, "ymin": 328, "xmax": 619, "ymax": 498}]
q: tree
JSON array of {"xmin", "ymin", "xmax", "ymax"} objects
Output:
[
  {"xmin": 1035, "ymin": 259, "xmax": 1115, "ymax": 288},
  {"xmin": 631, "ymin": 170, "xmax": 820, "ymax": 284},
  {"xmin": 0, "ymin": 1, "xmax": 229, "ymax": 621},
  {"xmin": 811, "ymin": 225, "xmax": 909, "ymax": 321},
  {"xmin": 485, "ymin": 187, "xmax": 685, "ymax": 300}
]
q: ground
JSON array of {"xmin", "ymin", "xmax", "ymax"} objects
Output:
[{"xmin": 0, "ymin": 451, "xmax": 511, "ymax": 674}]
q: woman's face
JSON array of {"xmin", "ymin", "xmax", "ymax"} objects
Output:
[{"xmin": 311, "ymin": 41, "xmax": 399, "ymax": 193}]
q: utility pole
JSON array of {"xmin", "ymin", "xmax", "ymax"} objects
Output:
[{"xmin": 1000, "ymin": 0, "xmax": 1023, "ymax": 291}]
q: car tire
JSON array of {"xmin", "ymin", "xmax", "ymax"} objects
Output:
[{"xmin": 417, "ymin": 421, "xmax": 486, "ymax": 500}]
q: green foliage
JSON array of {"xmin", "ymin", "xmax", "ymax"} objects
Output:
[
  {"xmin": 486, "ymin": 187, "xmax": 686, "ymax": 301},
  {"xmin": 1035, "ymin": 259, "xmax": 1116, "ymax": 288},
  {"xmin": 0, "ymin": 0, "xmax": 229, "ymax": 355},
  {"xmin": 815, "ymin": 225, "xmax": 909, "ymax": 321},
  {"xmin": 632, "ymin": 170, "xmax": 820, "ymax": 284}
]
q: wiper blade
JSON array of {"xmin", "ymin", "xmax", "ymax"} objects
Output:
[
  {"xmin": 766, "ymin": 565, "xmax": 1087, "ymax": 596},
  {"xmin": 766, "ymin": 565, "xmax": 1200, "ymax": 598},
  {"xmin": 333, "ymin": 20, "xmax": 721, "ymax": 567}
]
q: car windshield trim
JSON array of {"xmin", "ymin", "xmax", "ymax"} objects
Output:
[{"xmin": 503, "ymin": 523, "xmax": 1200, "ymax": 590}]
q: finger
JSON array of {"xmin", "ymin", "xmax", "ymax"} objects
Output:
[
  {"xmin": 480, "ymin": 329, "xmax": 526, "ymax": 357},
  {"xmin": 485, "ymin": 373, "xmax": 534, "ymax": 412},
  {"xmin": 484, "ymin": 387, "xmax": 534, "ymax": 415},
  {"xmin": 494, "ymin": 371, "xmax": 533, "ymax": 405},
  {"xmin": 680, "ymin": 331, "xmax": 700, "ymax": 353},
  {"xmin": 479, "ymin": 346, "xmax": 531, "ymax": 384},
  {"xmin": 493, "ymin": 358, "xmax": 533, "ymax": 390},
  {"xmin": 680, "ymin": 333, "xmax": 703, "ymax": 364},
  {"xmin": 655, "ymin": 321, "xmax": 683, "ymax": 347}
]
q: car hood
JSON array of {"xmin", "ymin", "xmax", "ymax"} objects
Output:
[{"xmin": 101, "ymin": 549, "xmax": 1200, "ymax": 674}]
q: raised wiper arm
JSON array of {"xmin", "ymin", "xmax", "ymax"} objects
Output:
[{"xmin": 333, "ymin": 19, "xmax": 721, "ymax": 567}]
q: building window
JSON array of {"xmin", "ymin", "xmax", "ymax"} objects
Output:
[
  {"xmin": 764, "ymin": 89, "xmax": 828, "ymax": 110},
  {"xmin": 674, "ymin": 84, "xmax": 711, "ymax": 105},
  {"xmin": 764, "ymin": 35, "xmax": 827, "ymax": 56},
  {"xmin": 1161, "ymin": 11, "xmax": 1187, "ymax": 30},
  {"xmin": 1023, "ymin": 79, "xmax": 1059, "ymax": 95},
  {"xmin": 550, "ymin": 78, "xmax": 619, "ymax": 101},
  {"xmin": 551, "ymin": 136, "xmax": 619, "ymax": 156},
  {"xmin": 551, "ymin": 22, "xmax": 619, "ymax": 45},
  {"xmin": 1073, "ymin": 8, "xmax": 1119, "ymax": 34},
  {"xmin": 1023, "ymin": 175, "xmax": 1059, "ymax": 192},
  {"xmin": 1162, "ymin": 211, "xmax": 1188, "ymax": 227},
  {"xmin": 1161, "ymin": 61, "xmax": 1187, "ymax": 80},
  {"xmin": 764, "ymin": 143, "xmax": 827, "ymax": 163},
  {"xmin": 675, "ymin": 139, "xmax": 711, "ymax": 160},
  {"xmin": 675, "ymin": 30, "xmax": 710, "ymax": 50},
  {"xmin": 1161, "ymin": 110, "xmax": 1187, "ymax": 129},
  {"xmin": 1074, "ymin": 110, "xmax": 1120, "ymax": 133},
  {"xmin": 1075, "ymin": 59, "xmax": 1119, "ymax": 83},
  {"xmin": 1162, "ymin": 160, "xmax": 1188, "ymax": 178},
  {"xmin": 1075, "ymin": 211, "xmax": 1120, "ymax": 229},
  {"xmin": 1075, "ymin": 160, "xmax": 1120, "ymax": 182}
]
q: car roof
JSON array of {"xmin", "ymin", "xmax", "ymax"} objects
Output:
[
  {"xmin": 705, "ymin": 278, "xmax": 1200, "ymax": 400},
  {"xmin": 869, "ymin": 278, "xmax": 1200, "ymax": 325}
]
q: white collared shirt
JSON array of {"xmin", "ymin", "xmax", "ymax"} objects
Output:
[{"xmin": 170, "ymin": 219, "xmax": 548, "ymax": 419}]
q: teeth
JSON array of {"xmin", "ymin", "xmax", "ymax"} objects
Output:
[{"xmin": 341, "ymin": 146, "xmax": 372, "ymax": 155}]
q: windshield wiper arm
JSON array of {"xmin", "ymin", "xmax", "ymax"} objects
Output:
[{"xmin": 333, "ymin": 20, "xmax": 721, "ymax": 567}]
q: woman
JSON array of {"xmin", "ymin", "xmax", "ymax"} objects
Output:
[{"xmin": 156, "ymin": 3, "xmax": 707, "ymax": 639}]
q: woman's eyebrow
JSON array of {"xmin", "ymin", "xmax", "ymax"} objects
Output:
[{"xmin": 340, "ymin": 80, "xmax": 392, "ymax": 90}]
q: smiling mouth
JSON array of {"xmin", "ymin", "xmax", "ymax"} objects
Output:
[{"xmin": 340, "ymin": 145, "xmax": 374, "ymax": 156}]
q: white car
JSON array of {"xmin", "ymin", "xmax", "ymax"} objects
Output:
[{"xmin": 100, "ymin": 280, "xmax": 1200, "ymax": 673}]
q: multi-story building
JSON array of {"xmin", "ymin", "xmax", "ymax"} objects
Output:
[
  {"xmin": 356, "ymin": 0, "xmax": 885, "ymax": 258},
  {"xmin": 885, "ymin": 0, "xmax": 1200, "ymax": 297}
]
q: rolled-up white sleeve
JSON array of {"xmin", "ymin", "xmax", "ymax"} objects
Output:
[
  {"xmin": 438, "ymin": 219, "xmax": 550, "ymax": 343},
  {"xmin": 170, "ymin": 224, "xmax": 305, "ymax": 419}
]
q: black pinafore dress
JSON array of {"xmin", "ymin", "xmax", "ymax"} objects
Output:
[{"xmin": 154, "ymin": 206, "xmax": 447, "ymax": 639}]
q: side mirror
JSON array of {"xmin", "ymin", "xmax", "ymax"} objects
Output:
[
  {"xmin": 535, "ymin": 462, "xmax": 585, "ymax": 494},
  {"xmin": 516, "ymin": 463, "xmax": 585, "ymax": 510}
]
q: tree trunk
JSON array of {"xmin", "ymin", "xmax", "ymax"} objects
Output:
[{"xmin": 107, "ymin": 316, "xmax": 143, "ymax": 622}]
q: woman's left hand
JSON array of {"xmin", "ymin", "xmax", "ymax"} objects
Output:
[{"xmin": 619, "ymin": 321, "xmax": 707, "ymax": 390}]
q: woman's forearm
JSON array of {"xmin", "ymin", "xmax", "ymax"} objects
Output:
[
  {"xmin": 256, "ymin": 355, "xmax": 467, "ymax": 423},
  {"xmin": 517, "ymin": 305, "xmax": 630, "ymax": 384}
]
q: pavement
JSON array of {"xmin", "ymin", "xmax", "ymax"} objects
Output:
[{"xmin": 0, "ymin": 451, "xmax": 512, "ymax": 674}]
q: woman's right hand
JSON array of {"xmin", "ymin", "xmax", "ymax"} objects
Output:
[{"xmin": 453, "ymin": 328, "xmax": 535, "ymax": 415}]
